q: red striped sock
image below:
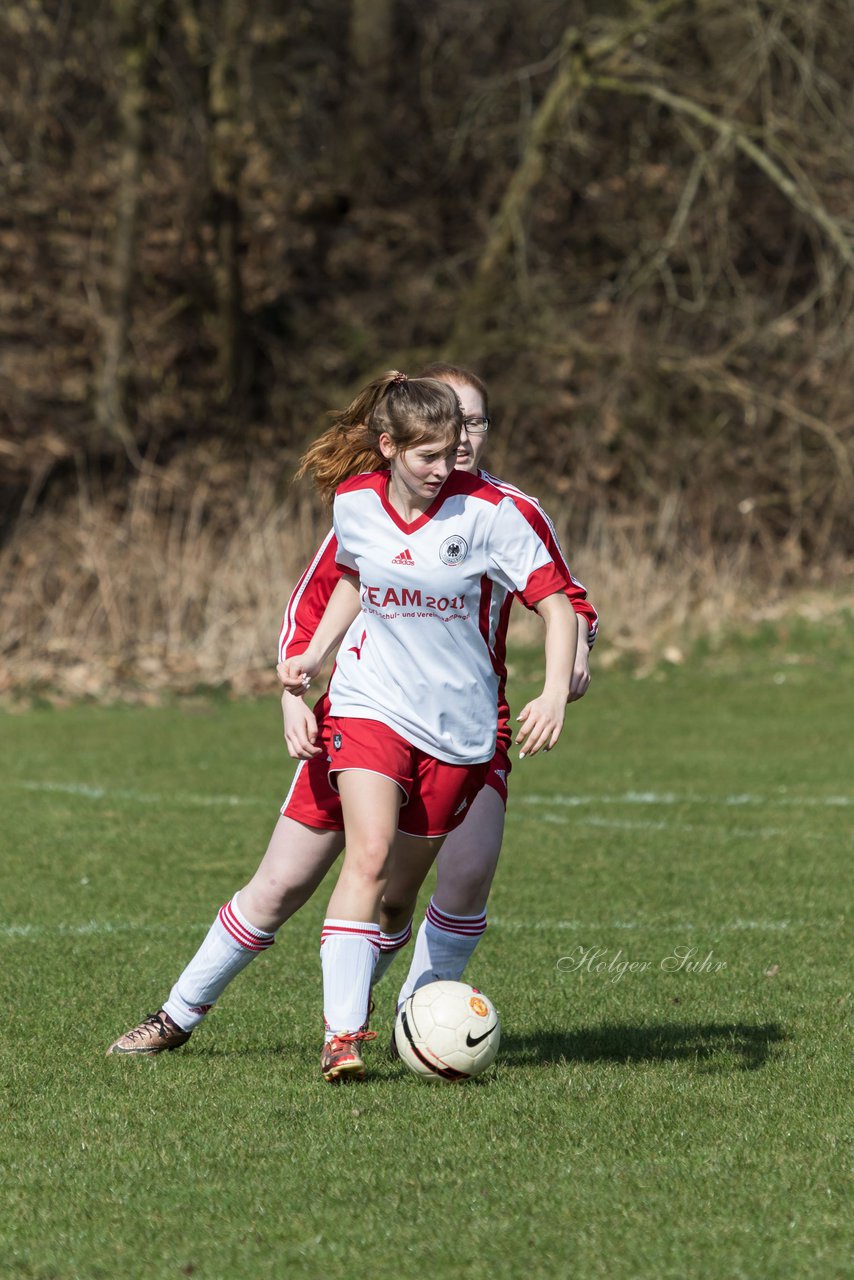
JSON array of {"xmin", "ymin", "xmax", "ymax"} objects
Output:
[
  {"xmin": 373, "ymin": 919, "xmax": 413, "ymax": 983},
  {"xmin": 426, "ymin": 899, "xmax": 487, "ymax": 939},
  {"xmin": 396, "ymin": 898, "xmax": 487, "ymax": 1007},
  {"xmin": 320, "ymin": 918, "xmax": 380, "ymax": 1039},
  {"xmin": 163, "ymin": 893, "xmax": 275, "ymax": 1030},
  {"xmin": 218, "ymin": 897, "xmax": 276, "ymax": 952}
]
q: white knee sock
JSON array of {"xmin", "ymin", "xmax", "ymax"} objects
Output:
[
  {"xmin": 396, "ymin": 898, "xmax": 487, "ymax": 1008},
  {"xmin": 371, "ymin": 919, "xmax": 413, "ymax": 984},
  {"xmin": 163, "ymin": 894, "xmax": 276, "ymax": 1031},
  {"xmin": 320, "ymin": 919, "xmax": 380, "ymax": 1039}
]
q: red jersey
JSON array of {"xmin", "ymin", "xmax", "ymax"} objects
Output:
[{"xmin": 278, "ymin": 471, "xmax": 599, "ymax": 753}]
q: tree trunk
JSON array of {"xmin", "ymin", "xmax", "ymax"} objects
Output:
[
  {"xmin": 177, "ymin": 0, "xmax": 247, "ymax": 406},
  {"xmin": 347, "ymin": 0, "xmax": 395, "ymax": 186},
  {"xmin": 208, "ymin": 0, "xmax": 247, "ymax": 402},
  {"xmin": 95, "ymin": 0, "xmax": 159, "ymax": 455},
  {"xmin": 449, "ymin": 0, "xmax": 687, "ymax": 350}
]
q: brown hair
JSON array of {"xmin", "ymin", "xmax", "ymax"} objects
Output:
[
  {"xmin": 416, "ymin": 362, "xmax": 489, "ymax": 416},
  {"xmin": 297, "ymin": 371, "xmax": 462, "ymax": 503}
]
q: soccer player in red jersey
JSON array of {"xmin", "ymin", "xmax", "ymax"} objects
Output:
[{"xmin": 107, "ymin": 369, "xmax": 596, "ymax": 1077}]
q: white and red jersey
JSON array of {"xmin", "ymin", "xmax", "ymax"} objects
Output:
[
  {"xmin": 278, "ymin": 469, "xmax": 599, "ymax": 755},
  {"xmin": 325, "ymin": 469, "xmax": 566, "ymax": 764},
  {"xmin": 478, "ymin": 466, "xmax": 597, "ymax": 628}
]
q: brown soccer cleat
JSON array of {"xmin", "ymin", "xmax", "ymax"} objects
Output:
[
  {"xmin": 106, "ymin": 1010, "xmax": 192, "ymax": 1056},
  {"xmin": 320, "ymin": 1029, "xmax": 377, "ymax": 1082}
]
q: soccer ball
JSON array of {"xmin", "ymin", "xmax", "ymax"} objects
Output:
[{"xmin": 394, "ymin": 980, "xmax": 501, "ymax": 1082}]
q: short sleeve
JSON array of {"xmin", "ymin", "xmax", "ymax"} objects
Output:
[
  {"xmin": 487, "ymin": 498, "xmax": 568, "ymax": 605},
  {"xmin": 332, "ymin": 497, "xmax": 359, "ymax": 576}
]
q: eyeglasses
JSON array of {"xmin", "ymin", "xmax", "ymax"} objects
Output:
[{"xmin": 462, "ymin": 416, "xmax": 490, "ymax": 434}]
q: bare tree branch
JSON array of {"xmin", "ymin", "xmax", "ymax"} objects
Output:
[
  {"xmin": 451, "ymin": 0, "xmax": 690, "ymax": 333},
  {"xmin": 656, "ymin": 353, "xmax": 854, "ymax": 488},
  {"xmin": 590, "ymin": 73, "xmax": 854, "ymax": 270}
]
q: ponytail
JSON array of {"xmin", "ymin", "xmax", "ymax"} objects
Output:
[
  {"xmin": 296, "ymin": 420, "xmax": 384, "ymax": 505},
  {"xmin": 298, "ymin": 370, "xmax": 462, "ymax": 504}
]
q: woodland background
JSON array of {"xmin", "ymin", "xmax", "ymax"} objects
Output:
[{"xmin": 1, "ymin": 0, "xmax": 852, "ymax": 701}]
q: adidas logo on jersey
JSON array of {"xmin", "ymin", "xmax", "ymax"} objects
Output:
[{"xmin": 392, "ymin": 549, "xmax": 415, "ymax": 565}]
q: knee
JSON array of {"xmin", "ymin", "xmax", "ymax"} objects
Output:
[
  {"xmin": 344, "ymin": 839, "xmax": 393, "ymax": 888},
  {"xmin": 237, "ymin": 881, "xmax": 291, "ymax": 931},
  {"xmin": 436, "ymin": 842, "xmax": 499, "ymax": 912},
  {"xmin": 434, "ymin": 866, "xmax": 491, "ymax": 917},
  {"xmin": 380, "ymin": 891, "xmax": 415, "ymax": 931}
]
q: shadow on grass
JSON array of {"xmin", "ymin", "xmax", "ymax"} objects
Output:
[
  {"xmin": 501, "ymin": 1021, "xmax": 787, "ymax": 1071},
  {"xmin": 188, "ymin": 1042, "xmax": 292, "ymax": 1058},
  {"xmin": 183, "ymin": 1022, "xmax": 786, "ymax": 1075}
]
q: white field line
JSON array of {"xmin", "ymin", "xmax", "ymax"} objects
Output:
[
  {"xmin": 3, "ymin": 790, "xmax": 838, "ymax": 942},
  {"xmin": 489, "ymin": 917, "xmax": 807, "ymax": 933},
  {"xmin": 537, "ymin": 812, "xmax": 825, "ymax": 840},
  {"xmin": 9, "ymin": 780, "xmax": 267, "ymax": 807},
  {"xmin": 521, "ymin": 791, "xmax": 852, "ymax": 808},
  {"xmin": 8, "ymin": 780, "xmax": 852, "ymax": 812},
  {"xmin": 0, "ymin": 916, "xmax": 815, "ymax": 942},
  {"xmin": 0, "ymin": 920, "xmax": 197, "ymax": 939}
]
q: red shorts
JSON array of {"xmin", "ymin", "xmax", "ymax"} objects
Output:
[
  {"xmin": 484, "ymin": 745, "xmax": 511, "ymax": 805},
  {"xmin": 280, "ymin": 713, "xmax": 488, "ymax": 838}
]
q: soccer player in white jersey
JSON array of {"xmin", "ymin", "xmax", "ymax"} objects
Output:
[
  {"xmin": 279, "ymin": 363, "xmax": 598, "ymax": 1019},
  {"xmin": 277, "ymin": 371, "xmax": 577, "ymax": 1080},
  {"xmin": 106, "ymin": 367, "xmax": 596, "ymax": 1074}
]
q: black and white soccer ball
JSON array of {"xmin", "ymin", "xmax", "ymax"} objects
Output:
[{"xmin": 394, "ymin": 980, "xmax": 501, "ymax": 1082}]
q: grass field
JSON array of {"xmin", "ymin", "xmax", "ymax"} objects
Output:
[{"xmin": 1, "ymin": 618, "xmax": 851, "ymax": 1279}]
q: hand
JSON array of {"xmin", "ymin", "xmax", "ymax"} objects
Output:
[
  {"xmin": 515, "ymin": 691, "xmax": 566, "ymax": 758},
  {"xmin": 282, "ymin": 690, "xmax": 322, "ymax": 759},
  {"xmin": 277, "ymin": 655, "xmax": 320, "ymax": 693}
]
